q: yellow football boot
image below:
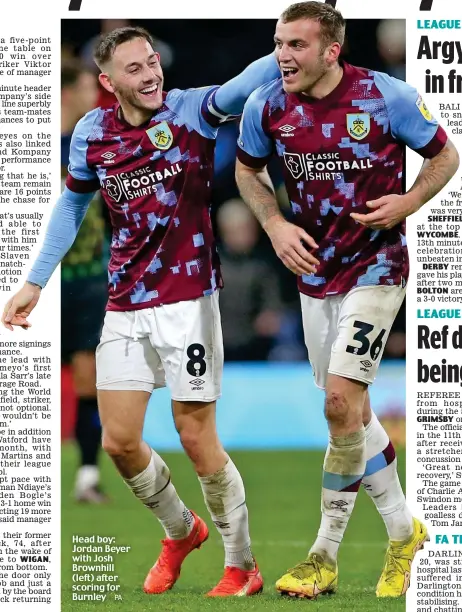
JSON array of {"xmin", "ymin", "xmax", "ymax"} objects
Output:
[
  {"xmin": 276, "ymin": 553, "xmax": 338, "ymax": 599},
  {"xmin": 376, "ymin": 517, "xmax": 429, "ymax": 597}
]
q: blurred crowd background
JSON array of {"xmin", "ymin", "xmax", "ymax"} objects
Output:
[{"xmin": 61, "ymin": 18, "xmax": 406, "ymax": 365}]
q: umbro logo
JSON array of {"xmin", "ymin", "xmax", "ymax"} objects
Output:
[
  {"xmin": 331, "ymin": 500, "xmax": 348, "ymax": 512},
  {"xmin": 360, "ymin": 359, "xmax": 372, "ymax": 373},
  {"xmin": 101, "ymin": 151, "xmax": 116, "ymax": 164},
  {"xmin": 145, "ymin": 500, "xmax": 160, "ymax": 509},
  {"xmin": 214, "ymin": 520, "xmax": 230, "ymax": 530},
  {"xmin": 190, "ymin": 378, "xmax": 205, "ymax": 386},
  {"xmin": 279, "ymin": 124, "xmax": 296, "ymax": 137}
]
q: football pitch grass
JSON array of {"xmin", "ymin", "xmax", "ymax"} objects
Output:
[{"xmin": 62, "ymin": 445, "xmax": 407, "ymax": 612}]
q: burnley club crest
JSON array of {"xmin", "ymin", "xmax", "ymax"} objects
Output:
[
  {"xmin": 346, "ymin": 113, "xmax": 370, "ymax": 141},
  {"xmin": 146, "ymin": 121, "xmax": 173, "ymax": 150}
]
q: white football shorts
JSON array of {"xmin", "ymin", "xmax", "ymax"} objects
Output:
[
  {"xmin": 300, "ymin": 284, "xmax": 405, "ymax": 389},
  {"xmin": 96, "ymin": 292, "xmax": 223, "ymax": 401}
]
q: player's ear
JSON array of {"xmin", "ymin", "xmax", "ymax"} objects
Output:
[
  {"xmin": 325, "ymin": 41, "xmax": 341, "ymax": 66},
  {"xmin": 99, "ymin": 72, "xmax": 115, "ymax": 94}
]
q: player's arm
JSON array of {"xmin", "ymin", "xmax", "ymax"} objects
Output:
[
  {"xmin": 235, "ymin": 93, "xmax": 319, "ymax": 277},
  {"xmin": 2, "ymin": 116, "xmax": 99, "ymax": 330},
  {"xmin": 406, "ymin": 140, "xmax": 459, "ymax": 208},
  {"xmin": 166, "ymin": 54, "xmax": 280, "ymax": 138},
  {"xmin": 351, "ymin": 76, "xmax": 459, "ymax": 230},
  {"xmin": 1, "ymin": 188, "xmax": 96, "ymax": 331},
  {"xmin": 210, "ymin": 52, "xmax": 280, "ymax": 122}
]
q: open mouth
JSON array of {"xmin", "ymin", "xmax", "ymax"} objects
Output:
[
  {"xmin": 281, "ymin": 67, "xmax": 299, "ymax": 80},
  {"xmin": 139, "ymin": 84, "xmax": 159, "ymax": 98}
]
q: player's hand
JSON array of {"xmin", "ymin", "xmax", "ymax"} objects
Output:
[
  {"xmin": 265, "ymin": 217, "xmax": 319, "ymax": 276},
  {"xmin": 350, "ymin": 194, "xmax": 417, "ymax": 230},
  {"xmin": 1, "ymin": 282, "xmax": 41, "ymax": 331}
]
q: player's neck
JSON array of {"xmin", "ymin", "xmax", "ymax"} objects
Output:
[
  {"xmin": 301, "ymin": 63, "xmax": 343, "ymax": 101},
  {"xmin": 118, "ymin": 102, "xmax": 152, "ymax": 127}
]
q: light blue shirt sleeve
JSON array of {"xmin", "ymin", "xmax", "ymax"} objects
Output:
[
  {"xmin": 68, "ymin": 110, "xmax": 100, "ymax": 182},
  {"xmin": 374, "ymin": 72, "xmax": 443, "ymax": 152},
  {"xmin": 236, "ymin": 84, "xmax": 274, "ymax": 167},
  {"xmin": 214, "ymin": 53, "xmax": 280, "ymax": 116},
  {"xmin": 166, "ymin": 53, "xmax": 280, "ymax": 140},
  {"xmin": 166, "ymin": 86, "xmax": 218, "ymax": 139},
  {"xmin": 27, "ymin": 187, "xmax": 95, "ymax": 288}
]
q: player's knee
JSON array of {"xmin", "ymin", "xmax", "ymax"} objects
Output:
[
  {"xmin": 101, "ymin": 432, "xmax": 139, "ymax": 460},
  {"xmin": 324, "ymin": 391, "xmax": 354, "ymax": 428},
  {"xmin": 178, "ymin": 429, "xmax": 203, "ymax": 464}
]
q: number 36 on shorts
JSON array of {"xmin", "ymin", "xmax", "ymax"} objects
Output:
[{"xmin": 301, "ymin": 285, "xmax": 405, "ymax": 388}]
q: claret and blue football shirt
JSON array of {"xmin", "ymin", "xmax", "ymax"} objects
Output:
[
  {"xmin": 237, "ymin": 62, "xmax": 448, "ymax": 298},
  {"xmin": 28, "ymin": 53, "xmax": 281, "ymax": 310},
  {"xmin": 67, "ymin": 87, "xmax": 225, "ymax": 310}
]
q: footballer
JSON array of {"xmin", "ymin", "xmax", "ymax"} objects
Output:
[
  {"xmin": 236, "ymin": 1, "xmax": 459, "ymax": 599},
  {"xmin": 2, "ymin": 26, "xmax": 282, "ymax": 597}
]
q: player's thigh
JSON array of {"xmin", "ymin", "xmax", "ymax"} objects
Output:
[
  {"xmin": 153, "ymin": 292, "xmax": 223, "ymax": 402},
  {"xmin": 98, "ymin": 389, "xmax": 151, "ymax": 451},
  {"xmin": 300, "ymin": 293, "xmax": 341, "ymax": 389},
  {"xmin": 96, "ymin": 310, "xmax": 165, "ymax": 393},
  {"xmin": 329, "ymin": 285, "xmax": 405, "ymax": 385}
]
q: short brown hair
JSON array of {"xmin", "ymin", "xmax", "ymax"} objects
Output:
[
  {"xmin": 93, "ymin": 26, "xmax": 156, "ymax": 68},
  {"xmin": 280, "ymin": 2, "xmax": 346, "ymax": 49}
]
